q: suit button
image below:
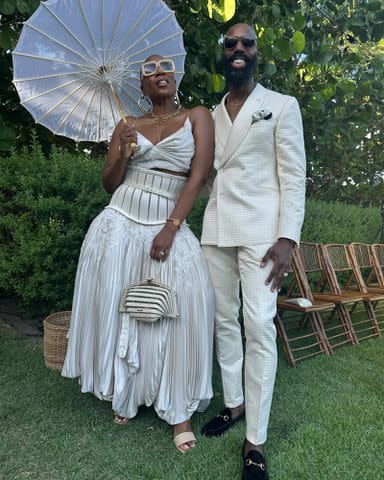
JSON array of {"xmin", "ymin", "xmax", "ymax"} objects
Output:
[{"xmin": 218, "ymin": 168, "xmax": 223, "ymax": 174}]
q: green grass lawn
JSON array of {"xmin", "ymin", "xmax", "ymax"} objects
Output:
[{"xmin": 1, "ymin": 321, "xmax": 384, "ymax": 480}]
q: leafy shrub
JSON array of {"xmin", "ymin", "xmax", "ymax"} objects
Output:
[
  {"xmin": 301, "ymin": 199, "xmax": 381, "ymax": 244},
  {"xmin": 0, "ymin": 141, "xmax": 381, "ymax": 323},
  {"xmin": 0, "ymin": 140, "xmax": 109, "ymax": 321}
]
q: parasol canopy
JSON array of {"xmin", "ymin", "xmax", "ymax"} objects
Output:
[{"xmin": 12, "ymin": 0, "xmax": 186, "ymax": 142}]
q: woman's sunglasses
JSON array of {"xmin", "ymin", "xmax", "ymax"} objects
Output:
[
  {"xmin": 224, "ymin": 36, "xmax": 257, "ymax": 49},
  {"xmin": 141, "ymin": 59, "xmax": 175, "ymax": 77}
]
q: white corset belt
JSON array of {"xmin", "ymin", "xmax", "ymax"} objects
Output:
[{"xmin": 107, "ymin": 165, "xmax": 186, "ymax": 225}]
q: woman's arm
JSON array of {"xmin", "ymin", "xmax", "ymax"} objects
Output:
[
  {"xmin": 102, "ymin": 116, "xmax": 137, "ymax": 193},
  {"xmin": 150, "ymin": 106, "xmax": 214, "ymax": 260}
]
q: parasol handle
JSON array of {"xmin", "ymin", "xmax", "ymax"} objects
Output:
[
  {"xmin": 109, "ymin": 84, "xmax": 137, "ymax": 156},
  {"xmin": 109, "ymin": 84, "xmax": 127, "ymax": 124}
]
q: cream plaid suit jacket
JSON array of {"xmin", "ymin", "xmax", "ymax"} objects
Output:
[{"xmin": 201, "ymin": 83, "xmax": 306, "ymax": 247}]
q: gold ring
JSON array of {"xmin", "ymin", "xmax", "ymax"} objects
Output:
[{"xmin": 130, "ymin": 142, "xmax": 137, "ymax": 153}]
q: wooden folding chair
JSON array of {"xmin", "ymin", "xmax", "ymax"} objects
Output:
[
  {"xmin": 275, "ymin": 253, "xmax": 333, "ymax": 367},
  {"xmin": 347, "ymin": 243, "xmax": 384, "ymax": 292},
  {"xmin": 320, "ymin": 244, "xmax": 382, "ymax": 341},
  {"xmin": 347, "ymin": 243, "xmax": 384, "ymax": 333},
  {"xmin": 370, "ymin": 244, "xmax": 384, "ymax": 288},
  {"xmin": 297, "ymin": 243, "xmax": 358, "ymax": 348}
]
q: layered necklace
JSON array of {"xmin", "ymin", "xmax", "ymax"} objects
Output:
[{"xmin": 151, "ymin": 105, "xmax": 183, "ymax": 128}]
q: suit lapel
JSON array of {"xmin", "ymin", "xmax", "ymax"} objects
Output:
[
  {"xmin": 219, "ymin": 83, "xmax": 268, "ymax": 167},
  {"xmin": 214, "ymin": 94, "xmax": 232, "ymax": 151}
]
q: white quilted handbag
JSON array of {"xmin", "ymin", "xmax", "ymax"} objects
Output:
[{"xmin": 118, "ymin": 278, "xmax": 179, "ymax": 322}]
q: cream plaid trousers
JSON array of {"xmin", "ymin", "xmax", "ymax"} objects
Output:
[{"xmin": 203, "ymin": 244, "xmax": 278, "ymax": 445}]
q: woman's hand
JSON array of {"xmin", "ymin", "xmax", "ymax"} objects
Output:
[
  {"xmin": 119, "ymin": 124, "xmax": 138, "ymax": 159},
  {"xmin": 150, "ymin": 224, "xmax": 178, "ymax": 261}
]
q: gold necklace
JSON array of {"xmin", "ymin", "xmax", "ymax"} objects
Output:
[
  {"xmin": 151, "ymin": 106, "xmax": 183, "ymax": 128},
  {"xmin": 227, "ymin": 96, "xmax": 247, "ymax": 108}
]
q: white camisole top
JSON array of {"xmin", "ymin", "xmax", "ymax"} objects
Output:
[{"xmin": 129, "ymin": 117, "xmax": 195, "ymax": 173}]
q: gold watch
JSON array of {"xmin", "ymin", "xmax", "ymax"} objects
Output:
[{"xmin": 166, "ymin": 218, "xmax": 181, "ymax": 229}]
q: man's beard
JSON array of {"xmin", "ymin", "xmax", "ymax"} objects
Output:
[{"xmin": 221, "ymin": 53, "xmax": 257, "ymax": 87}]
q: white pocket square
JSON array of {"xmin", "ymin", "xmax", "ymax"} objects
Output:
[{"xmin": 251, "ymin": 109, "xmax": 272, "ymax": 124}]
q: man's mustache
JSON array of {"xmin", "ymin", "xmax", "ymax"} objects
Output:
[{"xmin": 227, "ymin": 53, "xmax": 250, "ymax": 63}]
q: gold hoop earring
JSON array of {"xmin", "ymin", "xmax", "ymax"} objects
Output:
[
  {"xmin": 137, "ymin": 94, "xmax": 153, "ymax": 113},
  {"xmin": 175, "ymin": 91, "xmax": 181, "ymax": 108}
]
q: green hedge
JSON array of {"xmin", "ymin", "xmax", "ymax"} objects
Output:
[
  {"xmin": 0, "ymin": 142, "xmax": 381, "ymax": 322},
  {"xmin": 301, "ymin": 199, "xmax": 381, "ymax": 244},
  {"xmin": 0, "ymin": 141, "xmax": 109, "ymax": 320}
]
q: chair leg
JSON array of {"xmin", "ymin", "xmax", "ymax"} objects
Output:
[
  {"xmin": 363, "ymin": 301, "xmax": 382, "ymax": 338},
  {"xmin": 274, "ymin": 313, "xmax": 296, "ymax": 367},
  {"xmin": 337, "ymin": 304, "xmax": 359, "ymax": 346},
  {"xmin": 313, "ymin": 311, "xmax": 333, "ymax": 355},
  {"xmin": 275, "ymin": 311, "xmax": 332, "ymax": 366}
]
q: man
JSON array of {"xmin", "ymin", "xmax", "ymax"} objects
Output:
[{"xmin": 201, "ymin": 23, "xmax": 306, "ymax": 480}]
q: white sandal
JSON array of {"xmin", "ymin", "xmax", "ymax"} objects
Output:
[
  {"xmin": 173, "ymin": 431, "xmax": 196, "ymax": 453},
  {"xmin": 113, "ymin": 413, "xmax": 129, "ymax": 425}
]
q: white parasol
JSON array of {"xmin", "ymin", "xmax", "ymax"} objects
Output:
[{"xmin": 12, "ymin": 0, "xmax": 185, "ymax": 142}]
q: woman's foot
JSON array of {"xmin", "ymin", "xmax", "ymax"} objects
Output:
[
  {"xmin": 173, "ymin": 420, "xmax": 196, "ymax": 453},
  {"xmin": 113, "ymin": 412, "xmax": 129, "ymax": 425}
]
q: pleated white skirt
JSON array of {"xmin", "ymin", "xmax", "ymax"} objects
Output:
[{"xmin": 62, "ymin": 206, "xmax": 215, "ymax": 425}]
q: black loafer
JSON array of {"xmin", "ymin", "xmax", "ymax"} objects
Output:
[
  {"xmin": 201, "ymin": 407, "xmax": 245, "ymax": 437},
  {"xmin": 242, "ymin": 449, "xmax": 269, "ymax": 480}
]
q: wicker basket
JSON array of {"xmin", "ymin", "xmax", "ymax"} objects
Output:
[{"xmin": 43, "ymin": 311, "xmax": 71, "ymax": 371}]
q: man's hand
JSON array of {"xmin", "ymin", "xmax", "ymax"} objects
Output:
[{"xmin": 261, "ymin": 238, "xmax": 295, "ymax": 292}]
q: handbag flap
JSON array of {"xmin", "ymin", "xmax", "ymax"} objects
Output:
[{"xmin": 118, "ymin": 278, "xmax": 178, "ymax": 320}]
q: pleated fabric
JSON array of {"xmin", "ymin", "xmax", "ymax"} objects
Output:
[
  {"xmin": 108, "ymin": 165, "xmax": 187, "ymax": 225},
  {"xmin": 62, "ymin": 170, "xmax": 214, "ymax": 425}
]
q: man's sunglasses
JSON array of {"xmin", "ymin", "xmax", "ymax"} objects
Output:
[
  {"xmin": 224, "ymin": 36, "xmax": 257, "ymax": 49},
  {"xmin": 141, "ymin": 59, "xmax": 175, "ymax": 77}
]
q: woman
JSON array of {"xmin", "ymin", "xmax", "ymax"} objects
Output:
[{"xmin": 62, "ymin": 55, "xmax": 215, "ymax": 453}]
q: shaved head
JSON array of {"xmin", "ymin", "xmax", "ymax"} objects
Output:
[{"xmin": 226, "ymin": 23, "xmax": 257, "ymax": 39}]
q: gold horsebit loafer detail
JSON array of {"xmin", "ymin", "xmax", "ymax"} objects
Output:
[
  {"xmin": 245, "ymin": 458, "xmax": 266, "ymax": 471},
  {"xmin": 201, "ymin": 408, "xmax": 245, "ymax": 437}
]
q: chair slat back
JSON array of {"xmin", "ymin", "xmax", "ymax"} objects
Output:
[
  {"xmin": 299, "ymin": 242, "xmax": 330, "ymax": 292},
  {"xmin": 323, "ymin": 244, "xmax": 368, "ymax": 293},
  {"xmin": 324, "ymin": 244, "xmax": 351, "ymax": 271},
  {"xmin": 372, "ymin": 244, "xmax": 384, "ymax": 267},
  {"xmin": 369, "ymin": 244, "xmax": 384, "ymax": 288},
  {"xmin": 292, "ymin": 249, "xmax": 315, "ymax": 302},
  {"xmin": 319, "ymin": 245, "xmax": 343, "ymax": 295},
  {"xmin": 350, "ymin": 243, "xmax": 372, "ymax": 268},
  {"xmin": 298, "ymin": 243, "xmax": 323, "ymax": 272}
]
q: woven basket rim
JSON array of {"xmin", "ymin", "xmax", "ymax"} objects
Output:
[{"xmin": 43, "ymin": 311, "xmax": 71, "ymax": 329}]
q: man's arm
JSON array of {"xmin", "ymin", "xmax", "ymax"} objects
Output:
[
  {"xmin": 261, "ymin": 96, "xmax": 306, "ymax": 291},
  {"xmin": 275, "ymin": 96, "xmax": 306, "ymax": 244}
]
